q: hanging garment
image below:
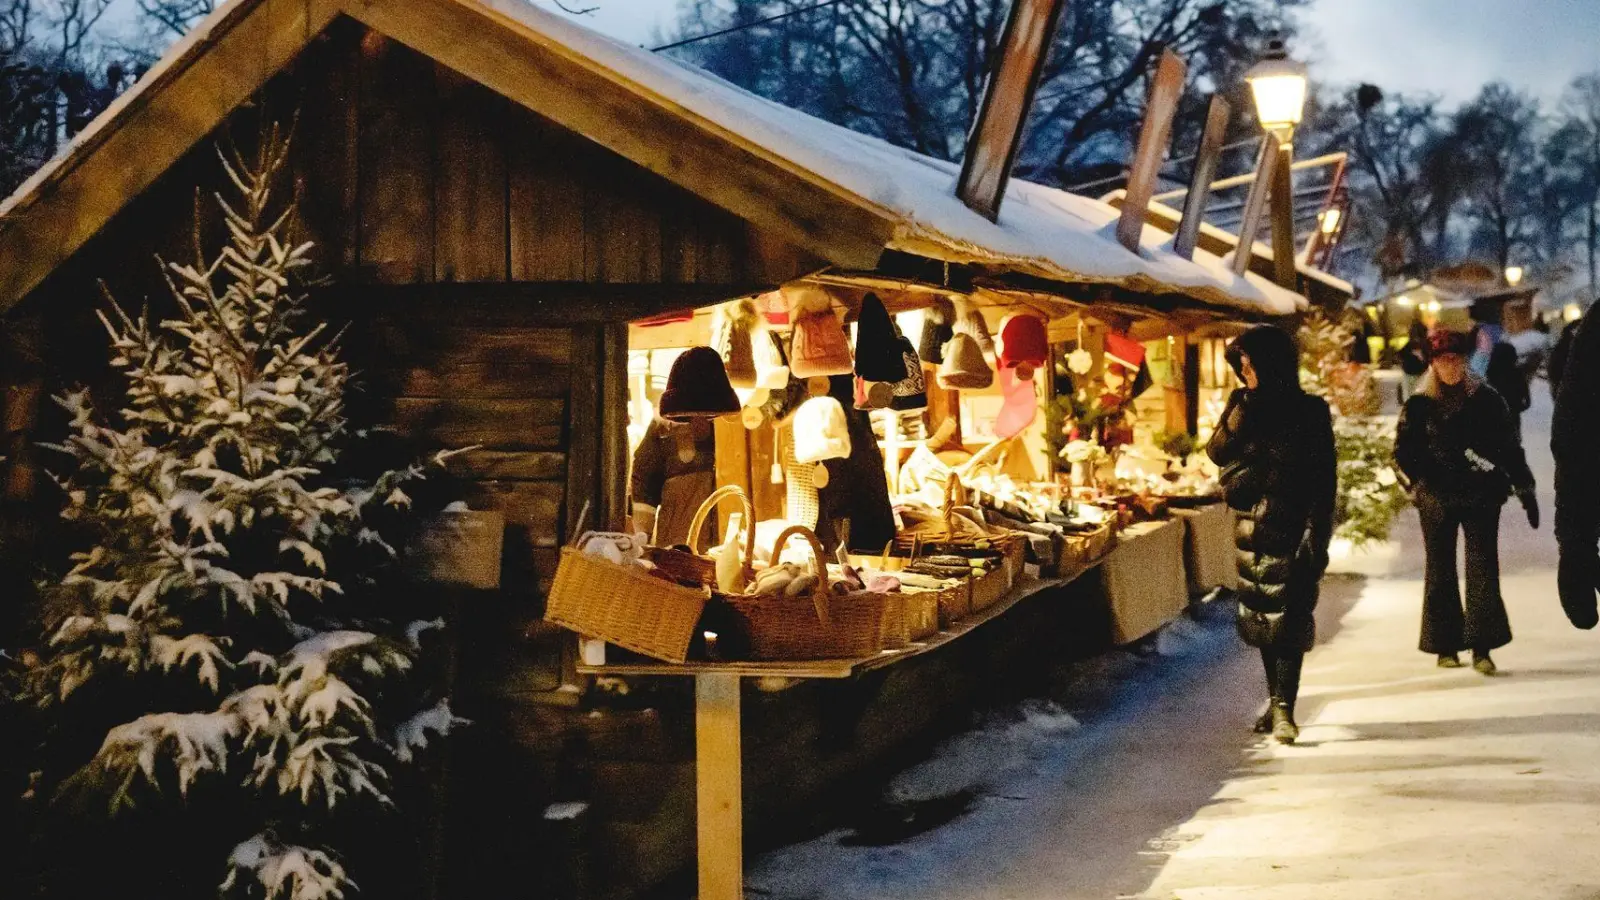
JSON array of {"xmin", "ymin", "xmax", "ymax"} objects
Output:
[
  {"xmin": 854, "ymin": 293, "xmax": 905, "ymax": 382},
  {"xmin": 658, "ymin": 346, "xmax": 740, "ymax": 419},
  {"xmin": 938, "ymin": 331, "xmax": 994, "ymax": 389},
  {"xmin": 889, "ymin": 335, "xmax": 928, "ymax": 411}
]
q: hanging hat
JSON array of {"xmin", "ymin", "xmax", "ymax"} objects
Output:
[
  {"xmin": 792, "ymin": 396, "xmax": 852, "ymax": 464},
  {"xmin": 956, "ymin": 301, "xmax": 996, "ymax": 356},
  {"xmin": 854, "ymin": 376, "xmax": 894, "ymax": 410},
  {"xmin": 853, "ymin": 293, "xmax": 905, "ymax": 382},
  {"xmin": 993, "ymin": 366, "xmax": 1037, "ymax": 440},
  {"xmin": 997, "ymin": 314, "xmax": 1048, "ymax": 374},
  {"xmin": 937, "ymin": 331, "xmax": 994, "ymax": 389},
  {"xmin": 752, "ymin": 324, "xmax": 790, "ymax": 390},
  {"xmin": 754, "ymin": 289, "xmax": 789, "ymax": 326},
  {"xmin": 1104, "ymin": 332, "xmax": 1146, "ymax": 372},
  {"xmin": 1427, "ymin": 328, "xmax": 1474, "ymax": 358},
  {"xmin": 786, "ymin": 284, "xmax": 855, "ymax": 379},
  {"xmin": 715, "ymin": 299, "xmax": 759, "ymax": 388},
  {"xmin": 889, "ymin": 335, "xmax": 928, "ymax": 411},
  {"xmin": 919, "ymin": 297, "xmax": 957, "ymax": 365},
  {"xmin": 659, "ymin": 346, "xmax": 741, "ymax": 420}
]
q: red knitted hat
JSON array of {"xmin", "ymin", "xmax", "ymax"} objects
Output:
[{"xmin": 1427, "ymin": 328, "xmax": 1473, "ymax": 358}]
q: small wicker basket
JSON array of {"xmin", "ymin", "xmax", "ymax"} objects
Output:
[
  {"xmin": 728, "ymin": 525, "xmax": 887, "ymax": 660},
  {"xmin": 645, "ymin": 485, "xmax": 756, "ymax": 589}
]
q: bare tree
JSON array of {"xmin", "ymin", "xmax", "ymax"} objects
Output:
[
  {"xmin": 136, "ymin": 0, "xmax": 212, "ymax": 39},
  {"xmin": 1559, "ymin": 73, "xmax": 1600, "ymax": 292}
]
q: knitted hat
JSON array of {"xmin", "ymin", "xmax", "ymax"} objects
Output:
[
  {"xmin": 889, "ymin": 335, "xmax": 927, "ymax": 411},
  {"xmin": 790, "ymin": 309, "xmax": 855, "ymax": 378},
  {"xmin": 792, "ymin": 396, "xmax": 852, "ymax": 464},
  {"xmin": 956, "ymin": 302, "xmax": 996, "ymax": 355},
  {"xmin": 937, "ymin": 331, "xmax": 994, "ymax": 389},
  {"xmin": 997, "ymin": 314, "xmax": 1048, "ymax": 371},
  {"xmin": 716, "ymin": 299, "xmax": 759, "ymax": 388},
  {"xmin": 1427, "ymin": 328, "xmax": 1474, "ymax": 358},
  {"xmin": 659, "ymin": 346, "xmax": 741, "ymax": 419},
  {"xmin": 993, "ymin": 366, "xmax": 1037, "ymax": 439},
  {"xmin": 854, "ymin": 293, "xmax": 905, "ymax": 382},
  {"xmin": 919, "ymin": 297, "xmax": 957, "ymax": 364}
]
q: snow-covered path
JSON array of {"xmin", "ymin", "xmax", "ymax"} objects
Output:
[{"xmin": 749, "ymin": 386, "xmax": 1597, "ymax": 900}]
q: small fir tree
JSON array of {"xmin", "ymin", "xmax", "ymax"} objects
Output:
[{"xmin": 26, "ymin": 124, "xmax": 463, "ymax": 900}]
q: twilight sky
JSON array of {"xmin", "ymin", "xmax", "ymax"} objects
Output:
[{"xmin": 527, "ymin": 0, "xmax": 1599, "ymax": 107}]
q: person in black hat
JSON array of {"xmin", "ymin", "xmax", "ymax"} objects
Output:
[
  {"xmin": 631, "ymin": 346, "xmax": 740, "ymax": 545},
  {"xmin": 1206, "ymin": 325, "xmax": 1336, "ymax": 745},
  {"xmin": 1395, "ymin": 329, "xmax": 1537, "ymax": 675}
]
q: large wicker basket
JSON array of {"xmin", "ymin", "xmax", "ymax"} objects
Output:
[
  {"xmin": 644, "ymin": 485, "xmax": 756, "ymax": 589},
  {"xmin": 546, "ymin": 547, "xmax": 711, "ymax": 664},
  {"xmin": 728, "ymin": 526, "xmax": 887, "ymax": 660}
]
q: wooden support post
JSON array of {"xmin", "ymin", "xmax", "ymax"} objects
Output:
[
  {"xmin": 1184, "ymin": 339, "xmax": 1201, "ymax": 436},
  {"xmin": 695, "ymin": 673, "xmax": 743, "ymax": 900},
  {"xmin": 1173, "ymin": 95, "xmax": 1231, "ymax": 261}
]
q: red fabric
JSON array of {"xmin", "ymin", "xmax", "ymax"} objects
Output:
[
  {"xmin": 997, "ymin": 315, "xmax": 1049, "ymax": 369},
  {"xmin": 1104, "ymin": 332, "xmax": 1146, "ymax": 372},
  {"xmin": 634, "ymin": 309, "xmax": 695, "ymax": 327},
  {"xmin": 1427, "ymin": 328, "xmax": 1473, "ymax": 357}
]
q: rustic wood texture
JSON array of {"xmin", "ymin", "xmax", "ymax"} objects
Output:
[
  {"xmin": 508, "ymin": 112, "xmax": 588, "ymax": 281},
  {"xmin": 357, "ymin": 32, "xmax": 436, "ymax": 283},
  {"xmin": 434, "ymin": 63, "xmax": 508, "ymax": 282}
]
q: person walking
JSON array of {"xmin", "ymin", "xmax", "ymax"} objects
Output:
[
  {"xmin": 1207, "ymin": 325, "xmax": 1336, "ymax": 745},
  {"xmin": 1399, "ymin": 320, "xmax": 1431, "ymax": 401},
  {"xmin": 1553, "ymin": 306, "xmax": 1600, "ymax": 629},
  {"xmin": 1395, "ymin": 329, "xmax": 1538, "ymax": 675},
  {"xmin": 1486, "ymin": 342, "xmax": 1532, "ymax": 440}
]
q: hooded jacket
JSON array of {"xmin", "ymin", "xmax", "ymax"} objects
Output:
[
  {"xmin": 1206, "ymin": 325, "xmax": 1337, "ymax": 650},
  {"xmin": 1395, "ymin": 371, "xmax": 1533, "ymax": 510}
]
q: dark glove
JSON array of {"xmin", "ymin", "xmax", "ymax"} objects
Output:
[
  {"xmin": 1519, "ymin": 491, "xmax": 1540, "ymax": 530},
  {"xmin": 1558, "ymin": 549, "xmax": 1599, "ymax": 630}
]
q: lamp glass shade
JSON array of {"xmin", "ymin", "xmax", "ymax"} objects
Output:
[
  {"xmin": 1505, "ymin": 265, "xmax": 1524, "ymax": 286},
  {"xmin": 1319, "ymin": 207, "xmax": 1342, "ymax": 234},
  {"xmin": 1245, "ymin": 57, "xmax": 1308, "ymax": 131}
]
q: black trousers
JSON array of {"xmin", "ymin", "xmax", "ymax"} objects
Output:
[{"xmin": 1416, "ymin": 492, "xmax": 1511, "ymax": 655}]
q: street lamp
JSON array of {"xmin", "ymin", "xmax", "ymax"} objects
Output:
[
  {"xmin": 1245, "ymin": 38, "xmax": 1309, "ymax": 140},
  {"xmin": 1240, "ymin": 37, "xmax": 1309, "ymax": 289},
  {"xmin": 1319, "ymin": 207, "xmax": 1342, "ymax": 235},
  {"xmin": 1505, "ymin": 265, "xmax": 1524, "ymax": 287}
]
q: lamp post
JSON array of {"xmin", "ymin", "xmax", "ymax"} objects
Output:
[{"xmin": 1245, "ymin": 38, "xmax": 1308, "ymax": 290}]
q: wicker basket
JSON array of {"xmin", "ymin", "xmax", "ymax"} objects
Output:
[
  {"xmin": 1058, "ymin": 522, "xmax": 1115, "ymax": 575},
  {"xmin": 968, "ymin": 564, "xmax": 1011, "ymax": 612},
  {"xmin": 546, "ymin": 547, "xmax": 711, "ymax": 664},
  {"xmin": 899, "ymin": 589, "xmax": 941, "ymax": 640},
  {"xmin": 644, "ymin": 485, "xmax": 756, "ymax": 589},
  {"xmin": 879, "ymin": 593, "xmax": 910, "ymax": 650},
  {"xmin": 728, "ymin": 526, "xmax": 887, "ymax": 660}
]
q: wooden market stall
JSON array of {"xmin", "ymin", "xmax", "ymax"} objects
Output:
[{"xmin": 0, "ymin": 1, "xmax": 1317, "ymax": 898}]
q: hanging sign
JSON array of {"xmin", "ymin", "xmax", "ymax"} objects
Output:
[
  {"xmin": 955, "ymin": 0, "xmax": 1070, "ymax": 221},
  {"xmin": 1116, "ymin": 49, "xmax": 1188, "ymax": 254}
]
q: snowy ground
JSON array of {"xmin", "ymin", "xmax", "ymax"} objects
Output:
[{"xmin": 749, "ymin": 384, "xmax": 1598, "ymax": 900}]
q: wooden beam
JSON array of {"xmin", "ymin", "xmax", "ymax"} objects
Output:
[
  {"xmin": 320, "ymin": 281, "xmax": 769, "ymax": 324},
  {"xmin": 1231, "ymin": 134, "xmax": 1278, "ymax": 277},
  {"xmin": 342, "ymin": 0, "xmax": 894, "ymax": 270},
  {"xmin": 954, "ymin": 0, "xmax": 1069, "ymax": 220},
  {"xmin": 1172, "ymin": 95, "xmax": 1229, "ymax": 261},
  {"xmin": 0, "ymin": 0, "xmax": 341, "ymax": 310},
  {"xmin": 1116, "ymin": 50, "xmax": 1187, "ymax": 254},
  {"xmin": 694, "ymin": 673, "xmax": 744, "ymax": 900}
]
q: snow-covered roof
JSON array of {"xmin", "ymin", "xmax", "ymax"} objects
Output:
[{"xmin": 0, "ymin": 0, "xmax": 1307, "ymax": 319}]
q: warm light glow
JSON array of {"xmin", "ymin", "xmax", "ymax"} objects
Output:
[
  {"xmin": 1395, "ymin": 294, "xmax": 1414, "ymax": 307},
  {"xmin": 1425, "ymin": 300, "xmax": 1442, "ymax": 313},
  {"xmin": 1245, "ymin": 42, "xmax": 1309, "ymax": 135},
  {"xmin": 1319, "ymin": 207, "xmax": 1342, "ymax": 234},
  {"xmin": 1505, "ymin": 266, "xmax": 1525, "ymax": 287},
  {"xmin": 1565, "ymin": 303, "xmax": 1583, "ymax": 323}
]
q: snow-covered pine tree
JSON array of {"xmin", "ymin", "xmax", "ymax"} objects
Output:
[{"xmin": 26, "ymin": 122, "xmax": 464, "ymax": 900}]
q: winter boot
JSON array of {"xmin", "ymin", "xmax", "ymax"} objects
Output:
[
  {"xmin": 1437, "ymin": 653, "xmax": 1464, "ymax": 669},
  {"xmin": 1253, "ymin": 708, "xmax": 1274, "ymax": 734},
  {"xmin": 1270, "ymin": 702, "xmax": 1299, "ymax": 745},
  {"xmin": 1472, "ymin": 651, "xmax": 1498, "ymax": 676}
]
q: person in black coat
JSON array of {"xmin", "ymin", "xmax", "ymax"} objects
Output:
[
  {"xmin": 1554, "ymin": 306, "xmax": 1600, "ymax": 629},
  {"xmin": 1206, "ymin": 325, "xmax": 1336, "ymax": 745},
  {"xmin": 1396, "ymin": 329, "xmax": 1538, "ymax": 674},
  {"xmin": 1486, "ymin": 342, "xmax": 1532, "ymax": 440}
]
